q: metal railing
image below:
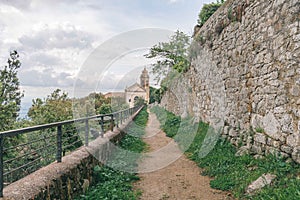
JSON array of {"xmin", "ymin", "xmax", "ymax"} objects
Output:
[{"xmin": 0, "ymin": 105, "xmax": 142, "ymax": 197}]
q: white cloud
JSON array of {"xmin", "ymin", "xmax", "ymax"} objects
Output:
[
  {"xmin": 0, "ymin": 0, "xmax": 215, "ymax": 110},
  {"xmin": 168, "ymin": 0, "xmax": 183, "ymax": 4},
  {"xmin": 19, "ymin": 23, "xmax": 94, "ymax": 50}
]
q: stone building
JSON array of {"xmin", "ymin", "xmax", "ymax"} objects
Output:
[
  {"xmin": 104, "ymin": 68, "xmax": 150, "ymax": 108},
  {"xmin": 125, "ymin": 68, "xmax": 150, "ymax": 107}
]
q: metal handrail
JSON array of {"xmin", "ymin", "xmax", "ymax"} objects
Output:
[{"xmin": 0, "ymin": 105, "xmax": 143, "ymax": 197}]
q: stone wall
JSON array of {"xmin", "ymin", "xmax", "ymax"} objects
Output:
[
  {"xmin": 0, "ymin": 109, "xmax": 141, "ymax": 200},
  {"xmin": 161, "ymin": 0, "xmax": 300, "ymax": 161}
]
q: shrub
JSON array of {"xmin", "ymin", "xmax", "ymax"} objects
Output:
[{"xmin": 198, "ymin": 0, "xmax": 225, "ymax": 27}]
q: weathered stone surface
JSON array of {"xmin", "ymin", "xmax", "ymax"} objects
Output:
[
  {"xmin": 161, "ymin": 0, "xmax": 300, "ymax": 162},
  {"xmin": 254, "ymin": 133, "xmax": 266, "ymax": 144},
  {"xmin": 262, "ymin": 113, "xmax": 281, "ymax": 140},
  {"xmin": 250, "ymin": 114, "xmax": 263, "ymax": 129},
  {"xmin": 292, "ymin": 147, "xmax": 300, "ymax": 164},
  {"xmin": 287, "ymin": 134, "xmax": 300, "ymax": 148},
  {"xmin": 281, "ymin": 145, "xmax": 293, "ymax": 154},
  {"xmin": 251, "ymin": 144, "xmax": 263, "ymax": 155},
  {"xmin": 235, "ymin": 146, "xmax": 250, "ymax": 156},
  {"xmin": 246, "ymin": 173, "xmax": 277, "ymax": 194},
  {"xmin": 229, "ymin": 129, "xmax": 238, "ymax": 137}
]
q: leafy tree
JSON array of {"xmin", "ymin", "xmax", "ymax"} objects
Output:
[
  {"xmin": 97, "ymin": 103, "xmax": 112, "ymax": 114},
  {"xmin": 134, "ymin": 97, "xmax": 146, "ymax": 107},
  {"xmin": 149, "ymin": 86, "xmax": 162, "ymax": 104},
  {"xmin": 0, "ymin": 50, "xmax": 24, "ymax": 131},
  {"xmin": 0, "ymin": 50, "xmax": 25, "ymax": 161},
  {"xmin": 145, "ymin": 30, "xmax": 190, "ymax": 83},
  {"xmin": 111, "ymin": 96, "xmax": 129, "ymax": 112},
  {"xmin": 28, "ymin": 89, "xmax": 82, "ymax": 152},
  {"xmin": 198, "ymin": 0, "xmax": 225, "ymax": 27},
  {"xmin": 28, "ymin": 89, "xmax": 73, "ymax": 124}
]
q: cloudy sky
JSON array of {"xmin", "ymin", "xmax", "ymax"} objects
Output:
[{"xmin": 0, "ymin": 0, "xmax": 214, "ymax": 113}]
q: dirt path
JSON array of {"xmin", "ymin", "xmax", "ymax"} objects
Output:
[{"xmin": 133, "ymin": 111, "xmax": 233, "ymax": 200}]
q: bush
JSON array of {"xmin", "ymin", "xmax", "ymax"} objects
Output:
[{"xmin": 198, "ymin": 0, "xmax": 225, "ymax": 27}]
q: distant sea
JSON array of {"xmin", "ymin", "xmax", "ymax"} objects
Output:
[{"xmin": 19, "ymin": 101, "xmax": 32, "ymax": 119}]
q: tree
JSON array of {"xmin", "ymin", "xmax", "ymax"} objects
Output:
[
  {"xmin": 197, "ymin": 0, "xmax": 225, "ymax": 27},
  {"xmin": 97, "ymin": 103, "xmax": 112, "ymax": 114},
  {"xmin": 134, "ymin": 97, "xmax": 146, "ymax": 107},
  {"xmin": 145, "ymin": 30, "xmax": 191, "ymax": 83},
  {"xmin": 149, "ymin": 86, "xmax": 162, "ymax": 104},
  {"xmin": 28, "ymin": 89, "xmax": 82, "ymax": 153},
  {"xmin": 28, "ymin": 89, "xmax": 73, "ymax": 124},
  {"xmin": 0, "ymin": 50, "xmax": 24, "ymax": 131}
]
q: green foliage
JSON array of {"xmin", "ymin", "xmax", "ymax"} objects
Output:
[
  {"xmin": 255, "ymin": 127, "xmax": 265, "ymax": 133},
  {"xmin": 97, "ymin": 103, "xmax": 112, "ymax": 114},
  {"xmin": 73, "ymin": 92, "xmax": 112, "ymax": 117},
  {"xmin": 77, "ymin": 107, "xmax": 148, "ymax": 200},
  {"xmin": 28, "ymin": 89, "xmax": 73, "ymax": 123},
  {"xmin": 149, "ymin": 86, "xmax": 162, "ymax": 104},
  {"xmin": 151, "ymin": 106, "xmax": 300, "ymax": 199},
  {"xmin": 146, "ymin": 30, "xmax": 190, "ymax": 83},
  {"xmin": 0, "ymin": 50, "xmax": 25, "ymax": 160},
  {"xmin": 133, "ymin": 96, "xmax": 146, "ymax": 107},
  {"xmin": 111, "ymin": 96, "xmax": 129, "ymax": 112},
  {"xmin": 197, "ymin": 0, "xmax": 224, "ymax": 27},
  {"xmin": 0, "ymin": 50, "xmax": 24, "ymax": 131},
  {"xmin": 28, "ymin": 89, "xmax": 82, "ymax": 152},
  {"xmin": 151, "ymin": 106, "xmax": 180, "ymax": 138},
  {"xmin": 106, "ymin": 107, "xmax": 148, "ymax": 172},
  {"xmin": 78, "ymin": 166, "xmax": 141, "ymax": 200},
  {"xmin": 120, "ymin": 107, "xmax": 148, "ymax": 152}
]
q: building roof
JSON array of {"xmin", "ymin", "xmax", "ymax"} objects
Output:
[
  {"xmin": 125, "ymin": 83, "xmax": 146, "ymax": 92},
  {"xmin": 104, "ymin": 92, "xmax": 125, "ymax": 98}
]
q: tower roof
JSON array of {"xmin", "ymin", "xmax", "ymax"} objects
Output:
[{"xmin": 140, "ymin": 67, "xmax": 149, "ymax": 78}]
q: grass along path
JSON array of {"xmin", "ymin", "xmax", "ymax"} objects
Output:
[
  {"xmin": 151, "ymin": 106, "xmax": 300, "ymax": 200},
  {"xmin": 134, "ymin": 110, "xmax": 232, "ymax": 200},
  {"xmin": 76, "ymin": 107, "xmax": 148, "ymax": 200}
]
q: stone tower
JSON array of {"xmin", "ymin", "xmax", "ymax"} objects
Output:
[{"xmin": 140, "ymin": 67, "xmax": 150, "ymax": 104}]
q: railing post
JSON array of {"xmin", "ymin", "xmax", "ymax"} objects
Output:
[
  {"xmin": 56, "ymin": 125, "xmax": 62, "ymax": 163},
  {"xmin": 110, "ymin": 114, "xmax": 114, "ymax": 131},
  {"xmin": 100, "ymin": 116, "xmax": 104, "ymax": 137},
  {"xmin": 85, "ymin": 119, "xmax": 89, "ymax": 146},
  {"xmin": 116, "ymin": 113, "xmax": 119, "ymax": 128},
  {"xmin": 120, "ymin": 111, "xmax": 123, "ymax": 124},
  {"xmin": 0, "ymin": 135, "xmax": 3, "ymax": 197}
]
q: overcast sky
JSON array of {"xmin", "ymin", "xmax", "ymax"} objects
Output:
[{"xmin": 0, "ymin": 0, "xmax": 214, "ymax": 108}]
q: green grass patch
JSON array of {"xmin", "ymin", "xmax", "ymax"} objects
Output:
[
  {"xmin": 151, "ymin": 106, "xmax": 300, "ymax": 199},
  {"xmin": 151, "ymin": 105, "xmax": 180, "ymax": 138},
  {"xmin": 76, "ymin": 107, "xmax": 148, "ymax": 200}
]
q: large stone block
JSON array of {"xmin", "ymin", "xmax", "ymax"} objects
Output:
[
  {"xmin": 281, "ymin": 145, "xmax": 293, "ymax": 154},
  {"xmin": 287, "ymin": 134, "xmax": 300, "ymax": 148},
  {"xmin": 292, "ymin": 147, "xmax": 300, "ymax": 164},
  {"xmin": 246, "ymin": 173, "xmax": 276, "ymax": 194},
  {"xmin": 262, "ymin": 113, "xmax": 281, "ymax": 140},
  {"xmin": 254, "ymin": 133, "xmax": 266, "ymax": 144}
]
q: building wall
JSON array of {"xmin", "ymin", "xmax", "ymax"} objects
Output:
[
  {"xmin": 161, "ymin": 0, "xmax": 300, "ymax": 162},
  {"xmin": 126, "ymin": 90, "xmax": 147, "ymax": 108}
]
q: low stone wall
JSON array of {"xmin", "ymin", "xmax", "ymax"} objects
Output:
[{"xmin": 0, "ymin": 110, "xmax": 141, "ymax": 200}]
